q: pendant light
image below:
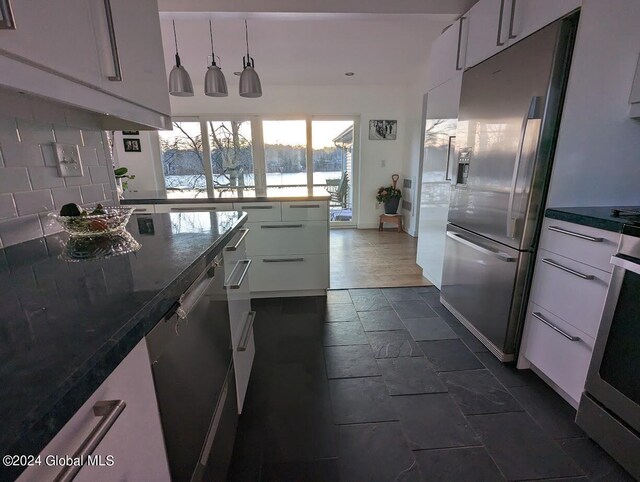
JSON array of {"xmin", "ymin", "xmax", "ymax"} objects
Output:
[
  {"xmin": 169, "ymin": 20, "xmax": 194, "ymax": 97},
  {"xmin": 239, "ymin": 20, "xmax": 262, "ymax": 98},
  {"xmin": 204, "ymin": 20, "xmax": 228, "ymax": 97}
]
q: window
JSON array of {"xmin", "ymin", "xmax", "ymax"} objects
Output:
[
  {"xmin": 263, "ymin": 120, "xmax": 307, "ymax": 195},
  {"xmin": 207, "ymin": 120, "xmax": 255, "ymax": 198},
  {"xmin": 159, "ymin": 121, "xmax": 207, "ymax": 198}
]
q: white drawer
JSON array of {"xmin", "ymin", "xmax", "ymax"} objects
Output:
[
  {"xmin": 153, "ymin": 203, "xmax": 230, "ymax": 213},
  {"xmin": 245, "ymin": 221, "xmax": 328, "ymax": 256},
  {"xmin": 127, "ymin": 204, "xmax": 155, "ymax": 213},
  {"xmin": 520, "ymin": 304, "xmax": 595, "ymax": 405},
  {"xmin": 530, "ymin": 249, "xmax": 611, "ymax": 338},
  {"xmin": 539, "ymin": 218, "xmax": 620, "ymax": 273},
  {"xmin": 249, "ymin": 254, "xmax": 329, "ymax": 292},
  {"xmin": 233, "ymin": 201, "xmax": 281, "ymax": 221},
  {"xmin": 281, "ymin": 201, "xmax": 328, "ymax": 221}
]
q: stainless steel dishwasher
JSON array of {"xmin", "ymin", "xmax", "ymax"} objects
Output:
[{"xmin": 146, "ymin": 253, "xmax": 238, "ymax": 482}]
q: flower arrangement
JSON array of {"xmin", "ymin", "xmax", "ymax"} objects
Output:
[{"xmin": 376, "ymin": 185, "xmax": 402, "ymax": 204}]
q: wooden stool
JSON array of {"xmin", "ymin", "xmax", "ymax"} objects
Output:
[{"xmin": 378, "ymin": 214, "xmax": 403, "ymax": 232}]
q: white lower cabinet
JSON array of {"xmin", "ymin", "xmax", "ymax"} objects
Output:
[
  {"xmin": 18, "ymin": 339, "xmax": 170, "ymax": 482},
  {"xmin": 250, "ymin": 254, "xmax": 329, "ymax": 293},
  {"xmin": 245, "ymin": 221, "xmax": 328, "ymax": 257},
  {"xmin": 153, "ymin": 203, "xmax": 231, "ymax": 213}
]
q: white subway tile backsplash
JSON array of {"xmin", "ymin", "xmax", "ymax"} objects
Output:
[
  {"xmin": 28, "ymin": 166, "xmax": 65, "ymax": 190},
  {"xmin": 80, "ymin": 130, "xmax": 104, "ymax": 148},
  {"xmin": 0, "ymin": 117, "xmax": 19, "ymax": 144},
  {"xmin": 53, "ymin": 125, "xmax": 82, "ymax": 145},
  {"xmin": 0, "ymin": 214, "xmax": 43, "ymax": 246},
  {"xmin": 1, "ymin": 140, "xmax": 44, "ymax": 167},
  {"xmin": 97, "ymin": 145, "xmax": 109, "ymax": 166},
  {"xmin": 17, "ymin": 120, "xmax": 55, "ymax": 144},
  {"xmin": 0, "ymin": 194, "xmax": 17, "ymax": 220},
  {"xmin": 0, "ymin": 167, "xmax": 31, "ymax": 193},
  {"xmin": 0, "ymin": 146, "xmax": 4, "ymax": 167},
  {"xmin": 51, "ymin": 186, "xmax": 82, "ymax": 209},
  {"xmin": 64, "ymin": 174, "xmax": 92, "ymax": 187},
  {"xmin": 31, "ymin": 100, "xmax": 67, "ymax": 124},
  {"xmin": 39, "ymin": 212, "xmax": 62, "ymax": 236},
  {"xmin": 64, "ymin": 108, "xmax": 101, "ymax": 130},
  {"xmin": 0, "ymin": 90, "xmax": 33, "ymax": 121},
  {"xmin": 40, "ymin": 143, "xmax": 58, "ymax": 167},
  {"xmin": 89, "ymin": 165, "xmax": 110, "ymax": 184},
  {"xmin": 81, "ymin": 184, "xmax": 105, "ymax": 203},
  {"xmin": 78, "ymin": 146, "xmax": 98, "ymax": 166},
  {"xmin": 14, "ymin": 189, "xmax": 54, "ymax": 216}
]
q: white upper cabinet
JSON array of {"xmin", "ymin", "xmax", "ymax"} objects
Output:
[
  {"xmin": 425, "ymin": 17, "xmax": 467, "ymax": 91},
  {"xmin": 465, "ymin": 0, "xmax": 581, "ymax": 69},
  {"xmin": 630, "ymin": 56, "xmax": 640, "ymax": 117},
  {"xmin": 0, "ymin": 0, "xmax": 170, "ymax": 128}
]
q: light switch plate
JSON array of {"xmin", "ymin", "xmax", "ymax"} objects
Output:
[{"xmin": 53, "ymin": 143, "xmax": 83, "ymax": 177}]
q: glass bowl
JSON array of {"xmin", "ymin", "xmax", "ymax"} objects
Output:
[
  {"xmin": 51, "ymin": 206, "xmax": 134, "ymax": 237},
  {"xmin": 60, "ymin": 230, "xmax": 141, "ymax": 261}
]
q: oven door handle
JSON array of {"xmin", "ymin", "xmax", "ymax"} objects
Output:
[{"xmin": 610, "ymin": 255, "xmax": 640, "ymax": 275}]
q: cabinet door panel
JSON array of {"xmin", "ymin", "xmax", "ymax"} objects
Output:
[
  {"xmin": 465, "ymin": 0, "xmax": 508, "ymax": 68},
  {"xmin": 425, "ymin": 19, "xmax": 465, "ymax": 90},
  {"xmin": 510, "ymin": 0, "xmax": 580, "ymax": 42}
]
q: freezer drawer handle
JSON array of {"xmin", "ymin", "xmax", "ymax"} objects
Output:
[
  {"xmin": 542, "ymin": 258, "xmax": 595, "ymax": 280},
  {"xmin": 532, "ymin": 312, "xmax": 580, "ymax": 342},
  {"xmin": 171, "ymin": 206, "xmax": 217, "ymax": 212},
  {"xmin": 199, "ymin": 372, "xmax": 229, "ymax": 468},
  {"xmin": 289, "ymin": 204, "xmax": 320, "ymax": 208},
  {"xmin": 263, "ymin": 257, "xmax": 304, "ymax": 263},
  {"xmin": 225, "ymin": 228, "xmax": 249, "ymax": 251},
  {"xmin": 241, "ymin": 205, "xmax": 273, "ymax": 210},
  {"xmin": 547, "ymin": 225, "xmax": 603, "ymax": 243},
  {"xmin": 446, "ymin": 231, "xmax": 516, "ymax": 262},
  {"xmin": 238, "ymin": 311, "xmax": 257, "ymax": 352},
  {"xmin": 261, "ymin": 224, "xmax": 303, "ymax": 229},
  {"xmin": 54, "ymin": 400, "xmax": 126, "ymax": 482},
  {"xmin": 225, "ymin": 259, "xmax": 252, "ymax": 289}
]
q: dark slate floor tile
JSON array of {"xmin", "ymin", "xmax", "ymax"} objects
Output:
[
  {"xmin": 358, "ymin": 310, "xmax": 405, "ymax": 332},
  {"xmin": 377, "ymin": 357, "xmax": 447, "ymax": 396},
  {"xmin": 351, "ymin": 293, "xmax": 393, "ymax": 312},
  {"xmin": 324, "ymin": 344, "xmax": 380, "ymax": 379},
  {"xmin": 326, "ymin": 302, "xmax": 359, "ymax": 322},
  {"xmin": 323, "ymin": 321, "xmax": 368, "ymax": 346},
  {"xmin": 417, "ymin": 339, "xmax": 483, "ymax": 372},
  {"xmin": 402, "ymin": 316, "xmax": 458, "ymax": 341},
  {"xmin": 261, "ymin": 458, "xmax": 339, "ymax": 482},
  {"xmin": 440, "ymin": 369, "xmax": 523, "ymax": 415},
  {"xmin": 367, "ymin": 330, "xmax": 422, "ymax": 358},
  {"xmin": 509, "ymin": 381, "xmax": 585, "ymax": 439},
  {"xmin": 431, "ymin": 304, "xmax": 489, "ymax": 353},
  {"xmin": 558, "ymin": 437, "xmax": 635, "ymax": 482},
  {"xmin": 392, "ymin": 393, "xmax": 480, "ymax": 450},
  {"xmin": 414, "ymin": 446, "xmax": 505, "ymax": 482},
  {"xmin": 329, "ymin": 377, "xmax": 397, "ymax": 424},
  {"xmin": 276, "ymin": 335, "xmax": 325, "ymax": 368},
  {"xmin": 475, "ymin": 352, "xmax": 539, "ymax": 387},
  {"xmin": 468, "ymin": 412, "xmax": 584, "ymax": 481},
  {"xmin": 414, "ymin": 286, "xmax": 439, "ymax": 294},
  {"xmin": 282, "ymin": 296, "xmax": 326, "ymax": 314},
  {"xmin": 417, "ymin": 291, "xmax": 442, "ymax": 307},
  {"xmin": 382, "ymin": 287, "xmax": 423, "ymax": 301},
  {"xmin": 228, "ymin": 426, "xmax": 264, "ymax": 482},
  {"xmin": 349, "ymin": 288, "xmax": 382, "ymax": 297},
  {"xmin": 393, "ymin": 299, "xmax": 438, "ymax": 319},
  {"xmin": 327, "ymin": 289, "xmax": 352, "ymax": 304},
  {"xmin": 251, "ymin": 296, "xmax": 282, "ymax": 315},
  {"xmin": 336, "ymin": 422, "xmax": 421, "ymax": 482},
  {"xmin": 519, "ymin": 478, "xmax": 588, "ymax": 481}
]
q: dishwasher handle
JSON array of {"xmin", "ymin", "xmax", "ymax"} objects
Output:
[{"xmin": 176, "ymin": 259, "xmax": 219, "ymax": 319}]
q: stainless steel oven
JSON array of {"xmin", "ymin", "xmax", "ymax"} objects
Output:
[{"xmin": 577, "ymin": 231, "xmax": 640, "ymax": 479}]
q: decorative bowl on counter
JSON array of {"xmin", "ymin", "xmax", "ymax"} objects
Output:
[
  {"xmin": 51, "ymin": 206, "xmax": 134, "ymax": 236},
  {"xmin": 60, "ymin": 230, "xmax": 141, "ymax": 261}
]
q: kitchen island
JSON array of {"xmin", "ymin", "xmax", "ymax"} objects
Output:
[{"xmin": 0, "ymin": 211, "xmax": 247, "ymax": 481}]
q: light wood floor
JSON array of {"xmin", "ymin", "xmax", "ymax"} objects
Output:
[{"xmin": 330, "ymin": 228, "xmax": 432, "ymax": 289}]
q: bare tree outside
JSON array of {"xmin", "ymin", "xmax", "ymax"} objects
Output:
[
  {"xmin": 208, "ymin": 121, "xmax": 254, "ymax": 197},
  {"xmin": 159, "ymin": 121, "xmax": 208, "ymax": 197}
]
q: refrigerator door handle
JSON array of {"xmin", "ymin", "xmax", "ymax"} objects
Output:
[
  {"xmin": 506, "ymin": 96, "xmax": 543, "ymax": 239},
  {"xmin": 446, "ymin": 231, "xmax": 516, "ymax": 262}
]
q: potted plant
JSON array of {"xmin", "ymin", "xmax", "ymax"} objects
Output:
[
  {"xmin": 376, "ymin": 183, "xmax": 402, "ymax": 214},
  {"xmin": 114, "ymin": 167, "xmax": 135, "ymax": 199}
]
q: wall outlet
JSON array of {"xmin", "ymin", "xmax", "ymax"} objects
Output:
[{"xmin": 53, "ymin": 142, "xmax": 83, "ymax": 177}]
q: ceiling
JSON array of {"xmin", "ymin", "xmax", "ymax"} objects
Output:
[{"xmin": 160, "ymin": 13, "xmax": 459, "ymax": 86}]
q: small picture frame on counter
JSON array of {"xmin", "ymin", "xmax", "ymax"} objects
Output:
[{"xmin": 123, "ymin": 138, "xmax": 142, "ymax": 152}]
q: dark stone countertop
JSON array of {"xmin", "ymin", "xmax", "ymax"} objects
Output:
[
  {"xmin": 545, "ymin": 206, "xmax": 640, "ymax": 233},
  {"xmin": 0, "ymin": 211, "xmax": 247, "ymax": 479},
  {"xmin": 120, "ymin": 189, "xmax": 331, "ymax": 205}
]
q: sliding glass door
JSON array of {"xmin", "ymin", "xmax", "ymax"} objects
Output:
[{"xmin": 262, "ymin": 119, "xmax": 307, "ymax": 196}]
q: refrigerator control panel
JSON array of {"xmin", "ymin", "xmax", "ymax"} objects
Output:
[{"xmin": 456, "ymin": 147, "xmax": 472, "ymax": 185}]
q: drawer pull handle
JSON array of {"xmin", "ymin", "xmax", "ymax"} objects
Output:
[
  {"xmin": 171, "ymin": 207, "xmax": 217, "ymax": 212},
  {"xmin": 261, "ymin": 224, "xmax": 303, "ymax": 229},
  {"xmin": 225, "ymin": 259, "xmax": 252, "ymax": 289},
  {"xmin": 289, "ymin": 204, "xmax": 320, "ymax": 208},
  {"xmin": 103, "ymin": 0, "xmax": 123, "ymax": 81},
  {"xmin": 133, "ymin": 208, "xmax": 148, "ymax": 212},
  {"xmin": 541, "ymin": 258, "xmax": 594, "ymax": 280},
  {"xmin": 225, "ymin": 228, "xmax": 249, "ymax": 251},
  {"xmin": 547, "ymin": 225, "xmax": 603, "ymax": 242},
  {"xmin": 238, "ymin": 311, "xmax": 256, "ymax": 352},
  {"xmin": 54, "ymin": 400, "xmax": 126, "ymax": 482},
  {"xmin": 241, "ymin": 205, "xmax": 273, "ymax": 210},
  {"xmin": 496, "ymin": 0, "xmax": 506, "ymax": 46},
  {"xmin": 532, "ymin": 312, "xmax": 580, "ymax": 342},
  {"xmin": 263, "ymin": 257, "xmax": 304, "ymax": 263}
]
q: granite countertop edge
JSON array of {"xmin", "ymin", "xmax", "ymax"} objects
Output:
[
  {"xmin": 545, "ymin": 207, "xmax": 628, "ymax": 233},
  {"xmin": 120, "ymin": 194, "xmax": 331, "ymax": 204},
  {"xmin": 4, "ymin": 214, "xmax": 248, "ymax": 479}
]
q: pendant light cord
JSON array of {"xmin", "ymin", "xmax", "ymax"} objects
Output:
[
  {"xmin": 172, "ymin": 19, "xmax": 179, "ymax": 54},
  {"xmin": 209, "ymin": 20, "xmax": 217, "ymax": 66},
  {"xmin": 245, "ymin": 19, "xmax": 250, "ymax": 58}
]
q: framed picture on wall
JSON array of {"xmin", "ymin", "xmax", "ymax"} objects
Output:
[
  {"xmin": 123, "ymin": 138, "xmax": 142, "ymax": 152},
  {"xmin": 122, "ymin": 130, "xmax": 139, "ymax": 135},
  {"xmin": 369, "ymin": 120, "xmax": 397, "ymax": 140}
]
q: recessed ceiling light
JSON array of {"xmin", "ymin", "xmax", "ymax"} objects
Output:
[
  {"xmin": 234, "ymin": 71, "xmax": 242, "ymax": 76},
  {"xmin": 345, "ymin": 72, "xmax": 355, "ymax": 76}
]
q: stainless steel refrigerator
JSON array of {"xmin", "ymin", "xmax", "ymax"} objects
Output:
[{"xmin": 440, "ymin": 12, "xmax": 579, "ymax": 362}]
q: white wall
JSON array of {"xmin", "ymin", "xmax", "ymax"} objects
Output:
[
  {"xmin": 112, "ymin": 131, "xmax": 165, "ymax": 193},
  {"xmin": 168, "ymin": 83, "xmax": 409, "ymax": 228},
  {"xmin": 546, "ymin": 0, "xmax": 640, "ymax": 207}
]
